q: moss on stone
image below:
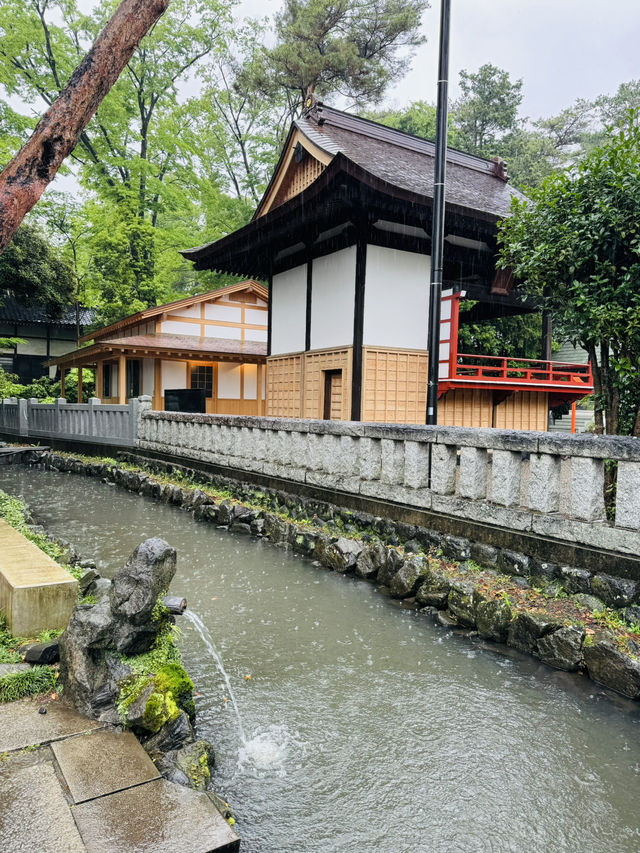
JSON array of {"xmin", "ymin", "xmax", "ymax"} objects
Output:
[
  {"xmin": 154, "ymin": 662, "xmax": 195, "ymax": 721},
  {"xmin": 142, "ymin": 688, "xmax": 180, "ymax": 733}
]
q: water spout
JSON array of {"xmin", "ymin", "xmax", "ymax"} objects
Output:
[{"xmin": 183, "ymin": 608, "xmax": 247, "ymax": 745}]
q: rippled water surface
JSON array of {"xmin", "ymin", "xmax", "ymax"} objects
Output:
[{"xmin": 2, "ymin": 465, "xmax": 640, "ymax": 852}]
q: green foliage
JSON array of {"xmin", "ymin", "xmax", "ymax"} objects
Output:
[
  {"xmin": 498, "ymin": 113, "xmax": 640, "ymax": 435},
  {"xmin": 0, "ymin": 225, "xmax": 75, "ymax": 316},
  {"xmin": 0, "ymin": 489, "xmax": 76, "ymax": 573},
  {"xmin": 0, "ymin": 614, "xmax": 23, "ymax": 664},
  {"xmin": 252, "ymin": 0, "xmax": 429, "ymax": 105},
  {"xmin": 453, "ymin": 63, "xmax": 523, "ymax": 157},
  {"xmin": 0, "ymin": 665, "xmax": 57, "ymax": 703},
  {"xmin": 458, "ymin": 305, "xmax": 543, "ymax": 360},
  {"xmin": 363, "ymin": 99, "xmax": 463, "ymax": 148}
]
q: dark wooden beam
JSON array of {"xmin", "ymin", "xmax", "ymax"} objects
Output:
[
  {"xmin": 351, "ymin": 235, "xmax": 367, "ymax": 421},
  {"xmin": 305, "ymin": 254, "xmax": 313, "ymax": 352}
]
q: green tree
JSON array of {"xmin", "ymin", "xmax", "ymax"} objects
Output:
[
  {"xmin": 498, "ymin": 114, "xmax": 640, "ymax": 437},
  {"xmin": 191, "ymin": 21, "xmax": 291, "ymax": 205},
  {"xmin": 453, "ymin": 63, "xmax": 523, "ymax": 157},
  {"xmin": 0, "ymin": 0, "xmax": 232, "ymax": 320},
  {"xmin": 252, "ymin": 0, "xmax": 429, "ymax": 110},
  {"xmin": 0, "ymin": 224, "xmax": 74, "ymax": 315},
  {"xmin": 363, "ymin": 99, "xmax": 463, "ymax": 148}
]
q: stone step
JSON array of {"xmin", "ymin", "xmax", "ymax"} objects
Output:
[{"xmin": 0, "ymin": 518, "xmax": 77, "ymax": 636}]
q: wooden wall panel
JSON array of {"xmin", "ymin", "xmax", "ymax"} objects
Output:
[
  {"xmin": 493, "ymin": 391, "xmax": 549, "ymax": 431},
  {"xmin": 272, "ymin": 156, "xmax": 325, "ymax": 209},
  {"xmin": 361, "ymin": 347, "xmax": 428, "ymax": 424},
  {"xmin": 302, "ymin": 348, "xmax": 352, "ymax": 420},
  {"xmin": 438, "ymin": 389, "xmax": 493, "ymax": 428},
  {"xmin": 266, "ymin": 355, "xmax": 303, "ymax": 418}
]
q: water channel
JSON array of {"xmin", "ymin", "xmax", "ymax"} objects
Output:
[{"xmin": 2, "ymin": 465, "xmax": 640, "ymax": 852}]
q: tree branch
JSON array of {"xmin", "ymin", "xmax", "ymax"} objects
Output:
[{"xmin": 0, "ymin": 0, "xmax": 171, "ymax": 252}]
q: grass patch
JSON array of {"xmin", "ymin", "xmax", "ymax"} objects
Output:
[
  {"xmin": 0, "ymin": 666, "xmax": 57, "ymax": 702},
  {"xmin": 0, "ymin": 489, "xmax": 79, "ymax": 578}
]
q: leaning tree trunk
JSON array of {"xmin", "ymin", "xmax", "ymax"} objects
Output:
[{"xmin": 0, "ymin": 0, "xmax": 170, "ymax": 253}]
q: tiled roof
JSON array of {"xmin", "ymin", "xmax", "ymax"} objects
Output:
[
  {"xmin": 48, "ymin": 332, "xmax": 267, "ymax": 368},
  {"xmin": 0, "ymin": 297, "xmax": 95, "ymax": 326},
  {"xmin": 104, "ymin": 333, "xmax": 266, "ymax": 356},
  {"xmin": 294, "ymin": 103, "xmax": 523, "ymax": 219}
]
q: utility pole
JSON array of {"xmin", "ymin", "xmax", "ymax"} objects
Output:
[{"xmin": 426, "ymin": 0, "xmax": 452, "ymax": 425}]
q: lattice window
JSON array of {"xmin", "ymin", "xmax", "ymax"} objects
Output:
[{"xmin": 190, "ymin": 365, "xmax": 213, "ymax": 397}]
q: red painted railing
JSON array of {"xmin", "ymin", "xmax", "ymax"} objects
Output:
[{"xmin": 451, "ymin": 353, "xmax": 593, "ymax": 387}]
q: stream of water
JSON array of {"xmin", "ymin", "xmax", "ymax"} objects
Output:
[{"xmin": 2, "ymin": 465, "xmax": 640, "ymax": 852}]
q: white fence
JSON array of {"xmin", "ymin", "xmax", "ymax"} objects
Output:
[{"xmin": 0, "ymin": 396, "xmax": 146, "ymax": 447}]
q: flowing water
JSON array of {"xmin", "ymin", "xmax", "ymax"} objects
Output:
[{"xmin": 2, "ymin": 465, "xmax": 640, "ymax": 852}]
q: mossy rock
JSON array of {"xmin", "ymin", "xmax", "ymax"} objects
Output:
[
  {"xmin": 175, "ymin": 740, "xmax": 215, "ymax": 791},
  {"xmin": 155, "ymin": 663, "xmax": 195, "ymax": 722}
]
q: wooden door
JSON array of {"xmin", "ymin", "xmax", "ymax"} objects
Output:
[{"xmin": 323, "ymin": 369, "xmax": 343, "ymax": 420}]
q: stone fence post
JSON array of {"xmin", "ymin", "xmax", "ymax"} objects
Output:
[
  {"xmin": 17, "ymin": 398, "xmax": 28, "ymax": 437},
  {"xmin": 88, "ymin": 397, "xmax": 101, "ymax": 438},
  {"xmin": 55, "ymin": 398, "xmax": 66, "ymax": 436},
  {"xmin": 132, "ymin": 396, "xmax": 152, "ymax": 445}
]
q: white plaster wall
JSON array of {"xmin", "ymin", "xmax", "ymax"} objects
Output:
[
  {"xmin": 363, "ymin": 245, "xmax": 430, "ymax": 349},
  {"xmin": 161, "ymin": 361, "xmax": 187, "ymax": 394},
  {"xmin": 218, "ymin": 363, "xmax": 241, "ymax": 398},
  {"xmin": 244, "ymin": 364, "xmax": 258, "ymax": 399},
  {"xmin": 204, "ymin": 303, "xmax": 242, "ymax": 322},
  {"xmin": 142, "ymin": 359, "xmax": 155, "ymax": 397},
  {"xmin": 170, "ymin": 304, "xmax": 200, "ymax": 319},
  {"xmin": 160, "ymin": 320, "xmax": 195, "ymax": 336},
  {"xmin": 245, "ymin": 308, "xmax": 267, "ymax": 326},
  {"xmin": 270, "ymin": 264, "xmax": 307, "ymax": 355},
  {"xmin": 310, "ymin": 246, "xmax": 356, "ymax": 350},
  {"xmin": 204, "ymin": 325, "xmax": 241, "ymax": 340},
  {"xmin": 244, "ymin": 328, "xmax": 268, "ymax": 342}
]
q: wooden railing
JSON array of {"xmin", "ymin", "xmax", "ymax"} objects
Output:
[{"xmin": 451, "ymin": 354, "xmax": 593, "ymax": 388}]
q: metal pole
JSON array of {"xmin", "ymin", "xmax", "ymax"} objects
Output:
[{"xmin": 426, "ymin": 0, "xmax": 451, "ymax": 425}]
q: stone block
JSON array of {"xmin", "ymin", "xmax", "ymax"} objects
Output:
[
  {"xmin": 358, "ymin": 437, "xmax": 381, "ymax": 481},
  {"xmin": 458, "ymin": 446, "xmax": 488, "ymax": 500},
  {"xmin": 497, "ymin": 550, "xmax": 531, "ymax": 577},
  {"xmin": 0, "ymin": 697, "xmax": 103, "ymax": 753},
  {"xmin": 590, "ymin": 573, "xmax": 637, "ymax": 608},
  {"xmin": 560, "ymin": 565, "xmax": 592, "ymax": 595},
  {"xmin": 431, "ymin": 444, "xmax": 457, "ymax": 495},
  {"xmin": 52, "ymin": 730, "xmax": 160, "ymax": 804},
  {"xmin": 569, "ymin": 457, "xmax": 605, "ymax": 522},
  {"xmin": 0, "ymin": 763, "xmax": 85, "ymax": 853},
  {"xmin": 615, "ymin": 461, "xmax": 640, "ymax": 530},
  {"xmin": 380, "ymin": 438, "xmax": 405, "ymax": 485},
  {"xmin": 470, "ymin": 542, "xmax": 498, "ymax": 567},
  {"xmin": 72, "ymin": 778, "xmax": 240, "ymax": 852},
  {"xmin": 528, "ymin": 453, "xmax": 561, "ymax": 513},
  {"xmin": 404, "ymin": 440, "xmax": 430, "ymax": 490},
  {"xmin": 491, "ymin": 450, "xmax": 521, "ymax": 507},
  {"xmin": 0, "ymin": 519, "xmax": 78, "ymax": 637}
]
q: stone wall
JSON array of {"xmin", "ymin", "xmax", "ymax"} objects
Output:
[{"xmin": 137, "ymin": 410, "xmax": 640, "ymax": 576}]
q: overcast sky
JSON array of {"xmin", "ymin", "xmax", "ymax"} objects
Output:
[{"xmin": 238, "ymin": 0, "xmax": 640, "ymax": 119}]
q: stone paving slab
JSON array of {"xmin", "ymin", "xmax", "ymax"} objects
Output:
[
  {"xmin": 73, "ymin": 778, "xmax": 241, "ymax": 853},
  {"xmin": 0, "ymin": 697, "xmax": 104, "ymax": 753},
  {"xmin": 52, "ymin": 729, "xmax": 160, "ymax": 804},
  {"xmin": 0, "ymin": 763, "xmax": 85, "ymax": 853}
]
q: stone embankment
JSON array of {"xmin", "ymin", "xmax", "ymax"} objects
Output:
[{"xmin": 38, "ymin": 450, "xmax": 640, "ymax": 702}]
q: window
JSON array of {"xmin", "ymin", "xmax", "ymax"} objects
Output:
[
  {"xmin": 190, "ymin": 364, "xmax": 213, "ymax": 397},
  {"xmin": 103, "ymin": 364, "xmax": 111, "ymax": 398},
  {"xmin": 126, "ymin": 359, "xmax": 141, "ymax": 398}
]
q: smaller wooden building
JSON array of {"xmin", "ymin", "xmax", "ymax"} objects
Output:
[{"xmin": 47, "ymin": 281, "xmax": 268, "ymax": 414}]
